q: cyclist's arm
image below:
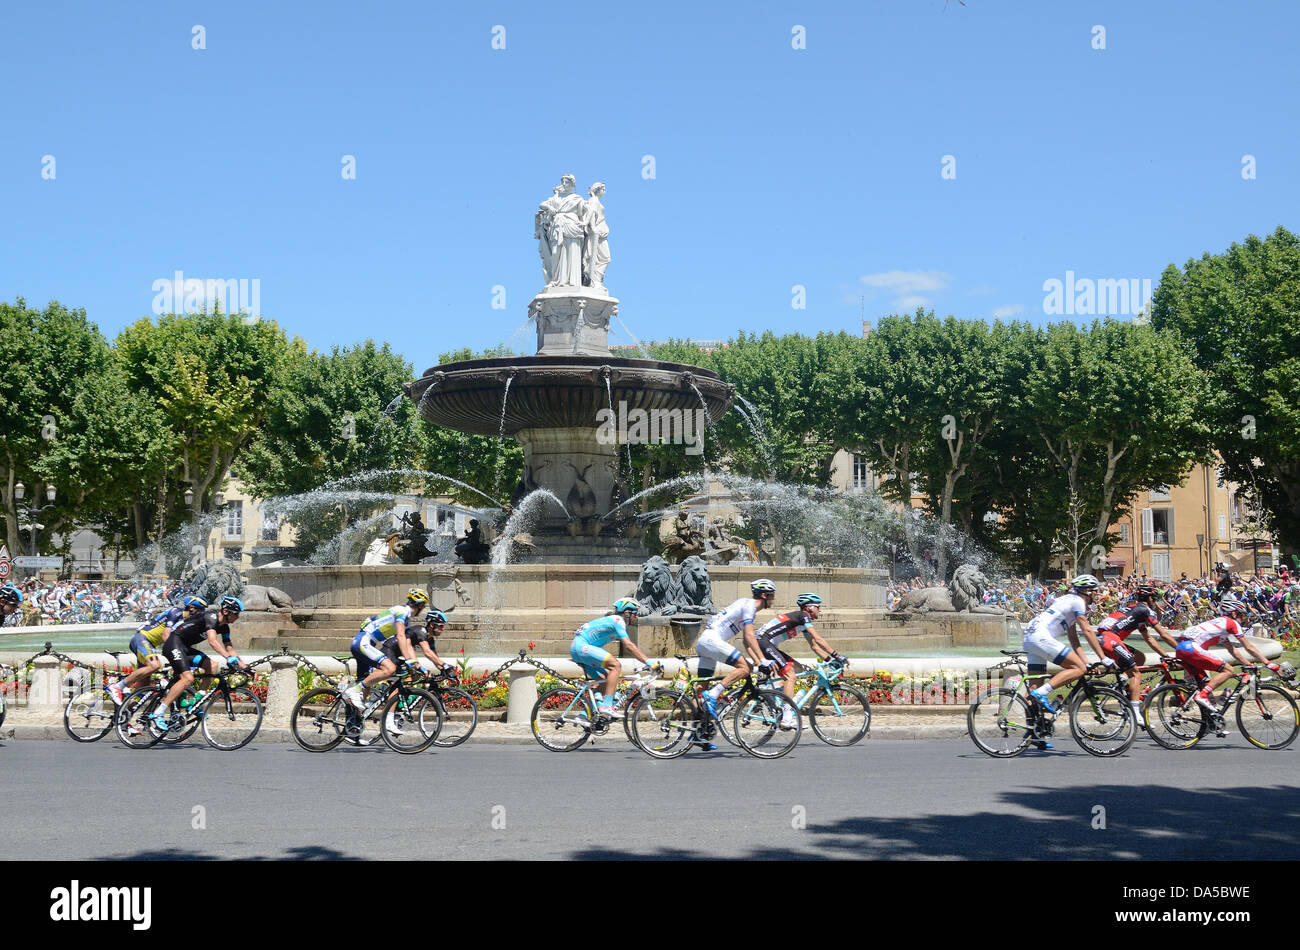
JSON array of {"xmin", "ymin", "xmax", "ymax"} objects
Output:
[
  {"xmin": 622, "ymin": 637, "xmax": 651, "ymax": 666},
  {"xmin": 802, "ymin": 626, "xmax": 834, "ymax": 660},
  {"xmin": 204, "ymin": 628, "xmax": 238, "ymax": 663},
  {"xmin": 394, "ymin": 621, "xmax": 415, "ymax": 662},
  {"xmin": 419, "ymin": 641, "xmax": 444, "ymax": 667},
  {"xmin": 741, "ymin": 624, "xmax": 761, "ymax": 666},
  {"xmin": 1148, "ymin": 623, "xmax": 1179, "ymax": 656},
  {"xmin": 1073, "ymin": 617, "xmax": 1105, "ymax": 662}
]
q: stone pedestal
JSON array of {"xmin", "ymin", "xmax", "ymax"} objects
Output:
[
  {"xmin": 267, "ymin": 655, "xmax": 299, "ymax": 725},
  {"xmin": 506, "ymin": 665, "xmax": 538, "ymax": 724},
  {"xmin": 29, "ymin": 656, "xmax": 62, "ymax": 712},
  {"xmin": 531, "ymin": 288, "xmax": 619, "ymax": 357},
  {"xmin": 516, "ymin": 427, "xmax": 618, "ymax": 529}
]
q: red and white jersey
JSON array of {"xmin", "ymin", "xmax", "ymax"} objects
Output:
[{"xmin": 1181, "ymin": 616, "xmax": 1246, "ymax": 651}]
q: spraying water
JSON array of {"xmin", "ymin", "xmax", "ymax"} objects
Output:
[
  {"xmin": 492, "ymin": 374, "xmax": 514, "ymax": 500},
  {"xmin": 733, "ymin": 395, "xmax": 777, "ymax": 476},
  {"xmin": 615, "ymin": 314, "xmax": 652, "ymax": 360}
]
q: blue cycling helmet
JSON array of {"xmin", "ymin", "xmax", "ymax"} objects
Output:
[
  {"xmin": 183, "ymin": 595, "xmax": 208, "ymax": 611},
  {"xmin": 426, "ymin": 608, "xmax": 448, "ymax": 628},
  {"xmin": 218, "ymin": 595, "xmax": 244, "ymax": 614},
  {"xmin": 0, "ymin": 585, "xmax": 22, "ymax": 607},
  {"xmin": 795, "ymin": 592, "xmax": 823, "ymax": 608},
  {"xmin": 613, "ymin": 597, "xmax": 642, "ymax": 615}
]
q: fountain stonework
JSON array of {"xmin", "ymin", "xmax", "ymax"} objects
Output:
[{"xmin": 246, "ymin": 174, "xmax": 1006, "ymax": 657}]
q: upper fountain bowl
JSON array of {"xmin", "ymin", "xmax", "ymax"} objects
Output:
[{"xmin": 405, "ymin": 355, "xmax": 734, "ymax": 436}]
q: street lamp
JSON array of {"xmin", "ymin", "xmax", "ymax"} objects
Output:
[
  {"xmin": 184, "ymin": 488, "xmax": 194, "ymax": 508},
  {"xmin": 12, "ymin": 481, "xmax": 57, "ymax": 558},
  {"xmin": 1196, "ymin": 534, "xmax": 1204, "ymax": 578}
]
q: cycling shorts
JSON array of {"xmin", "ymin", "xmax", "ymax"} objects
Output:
[
  {"xmin": 1022, "ymin": 624, "xmax": 1072, "ymax": 673},
  {"xmin": 1100, "ymin": 632, "xmax": 1138, "ymax": 671},
  {"xmin": 1175, "ymin": 639, "xmax": 1226, "ymax": 675},
  {"xmin": 161, "ymin": 633, "xmax": 207, "ymax": 676},
  {"xmin": 351, "ymin": 631, "xmax": 388, "ymax": 679},
  {"xmin": 756, "ymin": 639, "xmax": 795, "ymax": 676},
  {"xmin": 129, "ymin": 632, "xmax": 162, "ymax": 667},
  {"xmin": 571, "ymin": 640, "xmax": 613, "ymax": 680},
  {"xmin": 695, "ymin": 630, "xmax": 743, "ymax": 678}
]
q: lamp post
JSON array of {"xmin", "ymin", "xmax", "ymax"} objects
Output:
[
  {"xmin": 13, "ymin": 482, "xmax": 57, "ymax": 559},
  {"xmin": 1196, "ymin": 534, "xmax": 1204, "ymax": 578}
]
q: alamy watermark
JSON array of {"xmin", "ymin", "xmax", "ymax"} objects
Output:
[
  {"xmin": 596, "ymin": 402, "xmax": 706, "ymax": 456},
  {"xmin": 1042, "ymin": 271, "xmax": 1151, "ymax": 316},
  {"xmin": 151, "ymin": 270, "xmax": 261, "ymax": 321}
]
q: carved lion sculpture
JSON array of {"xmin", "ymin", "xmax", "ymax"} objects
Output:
[
  {"xmin": 183, "ymin": 559, "xmax": 244, "ymax": 606},
  {"xmin": 240, "ymin": 584, "xmax": 295, "ymax": 613},
  {"xmin": 633, "ymin": 555, "xmax": 675, "ymax": 615},
  {"xmin": 667, "ymin": 555, "xmax": 715, "ymax": 615},
  {"xmin": 893, "ymin": 564, "xmax": 1004, "ymax": 615}
]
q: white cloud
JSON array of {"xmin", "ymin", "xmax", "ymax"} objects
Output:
[
  {"xmin": 859, "ymin": 270, "xmax": 951, "ymax": 295},
  {"xmin": 992, "ymin": 304, "xmax": 1024, "ymax": 319},
  {"xmin": 895, "ymin": 295, "xmax": 932, "ymax": 310}
]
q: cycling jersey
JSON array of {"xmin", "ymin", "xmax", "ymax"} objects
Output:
[
  {"xmin": 379, "ymin": 626, "xmax": 433, "ymax": 664},
  {"xmin": 137, "ymin": 606, "xmax": 185, "ymax": 648},
  {"xmin": 360, "ymin": 606, "xmax": 416, "ymax": 639},
  {"xmin": 572, "ymin": 615, "xmax": 629, "ymax": 650},
  {"xmin": 1026, "ymin": 594, "xmax": 1088, "ymax": 640},
  {"xmin": 755, "ymin": 610, "xmax": 815, "ymax": 648},
  {"xmin": 1096, "ymin": 602, "xmax": 1159, "ymax": 640},
  {"xmin": 1180, "ymin": 616, "xmax": 1246, "ymax": 651},
  {"xmin": 703, "ymin": 598, "xmax": 759, "ymax": 643},
  {"xmin": 166, "ymin": 610, "xmax": 232, "ymax": 649}
]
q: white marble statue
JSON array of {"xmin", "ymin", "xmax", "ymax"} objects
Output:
[
  {"xmin": 535, "ymin": 185, "xmax": 560, "ymax": 284},
  {"xmin": 584, "ymin": 182, "xmax": 610, "ymax": 289},
  {"xmin": 539, "ymin": 174, "xmax": 588, "ymax": 287}
]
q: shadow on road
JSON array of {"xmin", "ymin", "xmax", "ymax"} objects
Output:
[
  {"xmin": 95, "ymin": 845, "xmax": 362, "ymax": 861},
  {"xmin": 568, "ymin": 784, "xmax": 1300, "ymax": 860}
]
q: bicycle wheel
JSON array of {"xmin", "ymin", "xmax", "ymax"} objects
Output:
[
  {"xmin": 116, "ymin": 689, "xmax": 167, "ymax": 749},
  {"xmin": 627, "ymin": 688, "xmax": 696, "ymax": 759},
  {"xmin": 1067, "ymin": 684, "xmax": 1137, "ymax": 757},
  {"xmin": 63, "ymin": 686, "xmax": 119, "ymax": 742},
  {"xmin": 712, "ymin": 690, "xmax": 745, "ymax": 747},
  {"xmin": 1236, "ymin": 684, "xmax": 1300, "ymax": 750},
  {"xmin": 290, "ymin": 687, "xmax": 349, "ymax": 752},
  {"xmin": 431, "ymin": 687, "xmax": 477, "ymax": 748},
  {"xmin": 380, "ymin": 688, "xmax": 443, "ymax": 754},
  {"xmin": 530, "ymin": 686, "xmax": 594, "ymax": 752},
  {"xmin": 966, "ymin": 688, "xmax": 1034, "ymax": 757},
  {"xmin": 1142, "ymin": 683, "xmax": 1206, "ymax": 750},
  {"xmin": 200, "ymin": 686, "xmax": 264, "ymax": 751},
  {"xmin": 733, "ymin": 690, "xmax": 801, "ymax": 759},
  {"xmin": 809, "ymin": 683, "xmax": 872, "ymax": 746}
]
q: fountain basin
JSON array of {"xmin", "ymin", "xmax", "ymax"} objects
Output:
[{"xmin": 405, "ymin": 356, "xmax": 734, "ymax": 435}]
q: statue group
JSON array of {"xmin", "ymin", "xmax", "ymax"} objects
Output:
[{"xmin": 535, "ymin": 175, "xmax": 611, "ymax": 290}]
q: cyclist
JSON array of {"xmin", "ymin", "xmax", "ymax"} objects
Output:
[
  {"xmin": 109, "ymin": 595, "xmax": 208, "ymax": 703},
  {"xmin": 750, "ymin": 592, "xmax": 846, "ymax": 729},
  {"xmin": 568, "ymin": 597, "xmax": 654, "ymax": 721},
  {"xmin": 696, "ymin": 578, "xmax": 777, "ymax": 721},
  {"xmin": 1176, "ymin": 594, "xmax": 1285, "ymax": 713},
  {"xmin": 151, "ymin": 595, "xmax": 245, "ymax": 731},
  {"xmin": 1095, "ymin": 584, "xmax": 1182, "ymax": 716},
  {"xmin": 343, "ymin": 589, "xmax": 437, "ymax": 710},
  {"xmin": 0, "ymin": 585, "xmax": 22, "ymax": 623},
  {"xmin": 1023, "ymin": 574, "xmax": 1106, "ymax": 718}
]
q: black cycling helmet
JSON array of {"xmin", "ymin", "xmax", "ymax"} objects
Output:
[
  {"xmin": 218, "ymin": 595, "xmax": 244, "ymax": 615},
  {"xmin": 1134, "ymin": 584, "xmax": 1160, "ymax": 601},
  {"xmin": 0, "ymin": 585, "xmax": 22, "ymax": 607}
]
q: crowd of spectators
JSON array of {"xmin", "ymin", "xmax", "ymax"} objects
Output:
[{"xmin": 0, "ymin": 578, "xmax": 180, "ymax": 627}]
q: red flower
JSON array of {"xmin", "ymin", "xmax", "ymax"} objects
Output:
[
  {"xmin": 459, "ymin": 646, "xmax": 464, "ymax": 655},
  {"xmin": 528, "ymin": 641, "xmax": 536, "ymax": 651}
]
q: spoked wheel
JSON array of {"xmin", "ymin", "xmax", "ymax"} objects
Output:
[
  {"xmin": 1142, "ymin": 682, "xmax": 1206, "ymax": 749},
  {"xmin": 530, "ymin": 687, "xmax": 594, "ymax": 752},
  {"xmin": 733, "ymin": 690, "xmax": 801, "ymax": 759},
  {"xmin": 809, "ymin": 683, "xmax": 872, "ymax": 746},
  {"xmin": 967, "ymin": 688, "xmax": 1034, "ymax": 757},
  {"xmin": 63, "ymin": 687, "xmax": 119, "ymax": 742},
  {"xmin": 200, "ymin": 686, "xmax": 264, "ymax": 751},
  {"xmin": 1067, "ymin": 684, "xmax": 1137, "ymax": 756},
  {"xmin": 380, "ymin": 688, "xmax": 443, "ymax": 754},
  {"xmin": 116, "ymin": 689, "xmax": 167, "ymax": 749},
  {"xmin": 627, "ymin": 688, "xmax": 697, "ymax": 759},
  {"xmin": 290, "ymin": 687, "xmax": 349, "ymax": 752},
  {"xmin": 712, "ymin": 691, "xmax": 744, "ymax": 747},
  {"xmin": 162, "ymin": 689, "xmax": 204, "ymax": 744},
  {"xmin": 1236, "ymin": 684, "xmax": 1300, "ymax": 750},
  {"xmin": 431, "ymin": 687, "xmax": 477, "ymax": 748}
]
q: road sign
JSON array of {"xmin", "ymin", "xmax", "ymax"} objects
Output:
[
  {"xmin": 0, "ymin": 544, "xmax": 9, "ymax": 579},
  {"xmin": 12, "ymin": 556, "xmax": 63, "ymax": 568}
]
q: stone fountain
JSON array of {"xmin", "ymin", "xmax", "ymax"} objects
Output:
[{"xmin": 404, "ymin": 173, "xmax": 734, "ymax": 563}]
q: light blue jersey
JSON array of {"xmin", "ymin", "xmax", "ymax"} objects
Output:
[{"xmin": 573, "ymin": 615, "xmax": 629, "ymax": 649}]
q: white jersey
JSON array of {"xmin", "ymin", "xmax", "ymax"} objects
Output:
[
  {"xmin": 703, "ymin": 598, "xmax": 759, "ymax": 643},
  {"xmin": 1182, "ymin": 616, "xmax": 1246, "ymax": 651},
  {"xmin": 1026, "ymin": 593, "xmax": 1088, "ymax": 640}
]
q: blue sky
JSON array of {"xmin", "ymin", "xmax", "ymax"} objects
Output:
[{"xmin": 2, "ymin": 0, "xmax": 1296, "ymax": 371}]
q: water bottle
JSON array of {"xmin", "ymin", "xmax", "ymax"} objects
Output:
[
  {"xmin": 178, "ymin": 694, "xmax": 192, "ymax": 709},
  {"xmin": 793, "ymin": 688, "xmax": 807, "ymax": 706}
]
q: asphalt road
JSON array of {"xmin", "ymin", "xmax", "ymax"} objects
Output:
[{"xmin": 2, "ymin": 736, "xmax": 1296, "ymax": 860}]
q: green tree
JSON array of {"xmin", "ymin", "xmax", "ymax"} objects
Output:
[{"xmin": 1151, "ymin": 226, "xmax": 1300, "ymax": 555}]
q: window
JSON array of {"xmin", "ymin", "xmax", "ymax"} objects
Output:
[
  {"xmin": 1119, "ymin": 523, "xmax": 1130, "ymax": 543},
  {"xmin": 1218, "ymin": 513, "xmax": 1227, "ymax": 540},
  {"xmin": 852, "ymin": 454, "xmax": 869, "ymax": 490},
  {"xmin": 224, "ymin": 501, "xmax": 243, "ymax": 539},
  {"xmin": 1151, "ymin": 508, "xmax": 1174, "ymax": 545},
  {"xmin": 1151, "ymin": 552, "xmax": 1171, "ymax": 581},
  {"xmin": 1150, "ymin": 486, "xmax": 1171, "ymax": 501},
  {"xmin": 261, "ymin": 514, "xmax": 279, "ymax": 542}
]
